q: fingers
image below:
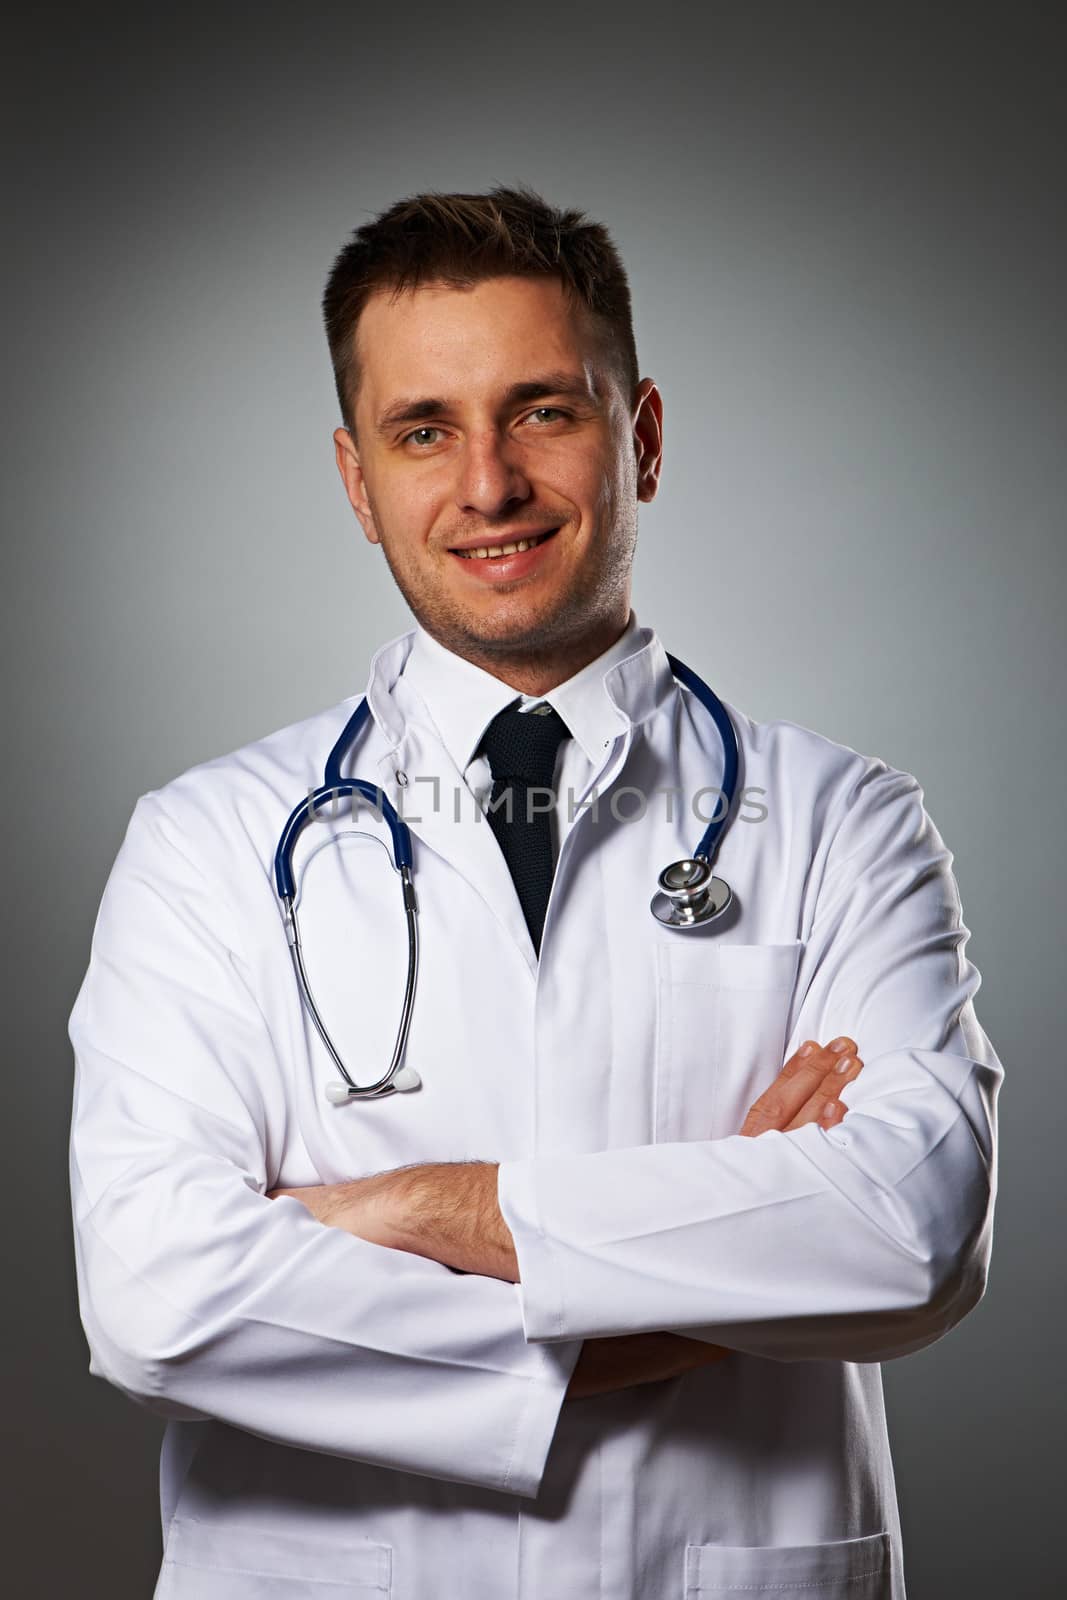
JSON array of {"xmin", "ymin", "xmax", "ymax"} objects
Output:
[
  {"xmin": 783, "ymin": 1051, "xmax": 863, "ymax": 1131},
  {"xmin": 738, "ymin": 1038, "xmax": 860, "ymax": 1137}
]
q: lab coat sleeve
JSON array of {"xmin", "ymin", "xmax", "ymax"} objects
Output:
[
  {"xmin": 69, "ymin": 792, "xmax": 579, "ymax": 1497},
  {"xmin": 496, "ymin": 758, "xmax": 1003, "ymax": 1363}
]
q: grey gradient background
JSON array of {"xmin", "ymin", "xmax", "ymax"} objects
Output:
[{"xmin": 3, "ymin": 3, "xmax": 1063, "ymax": 1595}]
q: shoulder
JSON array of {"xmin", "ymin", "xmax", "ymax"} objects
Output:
[
  {"xmin": 118, "ymin": 691, "xmax": 389, "ymax": 898},
  {"xmin": 726, "ymin": 698, "xmax": 923, "ymax": 806},
  {"xmin": 133, "ymin": 629, "xmax": 416, "ymax": 835},
  {"xmin": 710, "ymin": 702, "xmax": 952, "ymax": 942},
  {"xmin": 710, "ymin": 696, "xmax": 932, "ymax": 868}
]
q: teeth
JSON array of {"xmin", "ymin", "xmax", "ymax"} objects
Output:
[{"xmin": 458, "ymin": 531, "xmax": 550, "ymax": 559}]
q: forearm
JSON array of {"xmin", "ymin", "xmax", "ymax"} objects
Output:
[
  {"xmin": 493, "ymin": 768, "xmax": 1003, "ymax": 1365},
  {"xmin": 272, "ymin": 1160, "xmax": 519, "ymax": 1282},
  {"xmin": 275, "ymin": 1049, "xmax": 866, "ymax": 1364},
  {"xmin": 70, "ymin": 791, "xmax": 568, "ymax": 1493},
  {"xmin": 497, "ymin": 1043, "xmax": 998, "ymax": 1362},
  {"xmin": 393, "ymin": 1161, "xmax": 519, "ymax": 1279},
  {"xmin": 73, "ymin": 1047, "xmax": 571, "ymax": 1496},
  {"xmin": 275, "ymin": 1164, "xmax": 743, "ymax": 1404}
]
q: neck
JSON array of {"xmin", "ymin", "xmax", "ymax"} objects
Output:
[{"xmin": 441, "ymin": 614, "xmax": 631, "ymax": 697}]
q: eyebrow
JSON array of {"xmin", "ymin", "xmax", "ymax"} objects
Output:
[{"xmin": 374, "ymin": 371, "xmax": 600, "ymax": 438}]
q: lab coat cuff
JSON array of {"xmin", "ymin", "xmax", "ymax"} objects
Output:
[
  {"xmin": 497, "ymin": 1159, "xmax": 570, "ymax": 1344},
  {"xmin": 504, "ymin": 1335, "xmax": 583, "ymax": 1496}
]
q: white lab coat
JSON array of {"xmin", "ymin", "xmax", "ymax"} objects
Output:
[{"xmin": 68, "ymin": 623, "xmax": 1002, "ymax": 1600}]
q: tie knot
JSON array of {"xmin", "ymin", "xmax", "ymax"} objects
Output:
[{"xmin": 478, "ymin": 701, "xmax": 572, "ymax": 789}]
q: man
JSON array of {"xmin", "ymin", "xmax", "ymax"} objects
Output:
[{"xmin": 69, "ymin": 187, "xmax": 1002, "ymax": 1599}]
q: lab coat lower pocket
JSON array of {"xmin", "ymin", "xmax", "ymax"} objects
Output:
[
  {"xmin": 654, "ymin": 940, "xmax": 803, "ymax": 1142},
  {"xmin": 684, "ymin": 1530, "xmax": 891, "ymax": 1596},
  {"xmin": 155, "ymin": 1518, "xmax": 392, "ymax": 1597}
]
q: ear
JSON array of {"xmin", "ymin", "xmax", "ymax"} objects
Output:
[
  {"xmin": 632, "ymin": 379, "xmax": 663, "ymax": 503},
  {"xmin": 333, "ymin": 427, "xmax": 381, "ymax": 545}
]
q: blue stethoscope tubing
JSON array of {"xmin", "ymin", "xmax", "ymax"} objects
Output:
[{"xmin": 273, "ymin": 654, "xmax": 738, "ymax": 1103}]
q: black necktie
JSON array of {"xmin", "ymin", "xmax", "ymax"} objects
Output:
[{"xmin": 478, "ymin": 701, "xmax": 572, "ymax": 956}]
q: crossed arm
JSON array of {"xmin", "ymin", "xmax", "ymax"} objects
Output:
[{"xmin": 269, "ymin": 1036, "xmax": 863, "ymax": 1398}]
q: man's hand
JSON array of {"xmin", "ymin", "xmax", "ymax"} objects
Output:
[
  {"xmin": 739, "ymin": 1034, "xmax": 863, "ymax": 1136},
  {"xmin": 563, "ymin": 1035, "xmax": 864, "ymax": 1400}
]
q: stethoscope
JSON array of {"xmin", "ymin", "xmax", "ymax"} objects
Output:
[{"xmin": 273, "ymin": 654, "xmax": 737, "ymax": 1104}]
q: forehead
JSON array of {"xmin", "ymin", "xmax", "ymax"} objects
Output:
[{"xmin": 354, "ymin": 275, "xmax": 609, "ymax": 407}]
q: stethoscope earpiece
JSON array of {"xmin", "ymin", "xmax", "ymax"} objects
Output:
[{"xmin": 325, "ymin": 1065, "xmax": 422, "ymax": 1104}]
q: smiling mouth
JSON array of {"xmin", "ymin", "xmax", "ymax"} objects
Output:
[{"xmin": 452, "ymin": 528, "xmax": 559, "ymax": 560}]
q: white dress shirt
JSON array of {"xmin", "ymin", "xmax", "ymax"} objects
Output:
[{"xmin": 401, "ymin": 612, "xmax": 644, "ymax": 865}]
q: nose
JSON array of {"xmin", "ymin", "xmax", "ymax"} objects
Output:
[{"xmin": 456, "ymin": 429, "xmax": 533, "ymax": 517}]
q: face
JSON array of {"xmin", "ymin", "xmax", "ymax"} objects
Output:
[{"xmin": 333, "ymin": 274, "xmax": 662, "ymax": 688}]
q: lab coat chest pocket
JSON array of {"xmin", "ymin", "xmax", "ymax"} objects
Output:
[
  {"xmin": 156, "ymin": 1518, "xmax": 392, "ymax": 1597},
  {"xmin": 684, "ymin": 1531, "xmax": 891, "ymax": 1598},
  {"xmin": 654, "ymin": 940, "xmax": 803, "ymax": 1143}
]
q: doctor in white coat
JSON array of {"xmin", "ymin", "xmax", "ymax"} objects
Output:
[{"xmin": 69, "ymin": 186, "xmax": 1002, "ymax": 1600}]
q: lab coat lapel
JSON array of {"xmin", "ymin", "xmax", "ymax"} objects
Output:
[
  {"xmin": 373, "ymin": 731, "xmax": 541, "ymax": 975},
  {"xmin": 372, "ymin": 721, "xmax": 648, "ymax": 979}
]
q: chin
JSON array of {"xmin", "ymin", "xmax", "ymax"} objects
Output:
[{"xmin": 396, "ymin": 555, "xmax": 606, "ymax": 654}]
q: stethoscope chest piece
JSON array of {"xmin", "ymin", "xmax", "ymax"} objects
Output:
[{"xmin": 650, "ymin": 857, "xmax": 732, "ymax": 929}]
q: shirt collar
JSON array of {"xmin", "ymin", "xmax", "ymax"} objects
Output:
[
  {"xmin": 403, "ymin": 611, "xmax": 646, "ymax": 772},
  {"xmin": 372, "ymin": 611, "xmax": 658, "ymax": 772}
]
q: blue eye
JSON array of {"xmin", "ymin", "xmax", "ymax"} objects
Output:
[{"xmin": 402, "ymin": 409, "xmax": 567, "ymax": 447}]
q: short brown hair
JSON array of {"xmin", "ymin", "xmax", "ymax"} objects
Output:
[{"xmin": 322, "ymin": 184, "xmax": 640, "ymax": 435}]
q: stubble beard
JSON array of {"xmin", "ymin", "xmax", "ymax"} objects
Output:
[{"xmin": 374, "ymin": 521, "xmax": 636, "ymax": 679}]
